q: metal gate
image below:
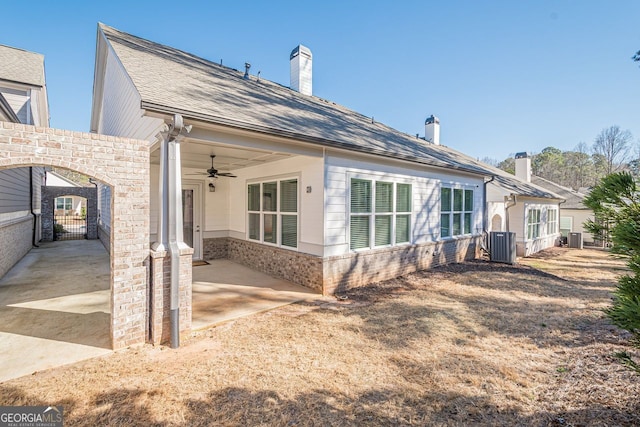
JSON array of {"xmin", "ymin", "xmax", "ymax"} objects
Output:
[{"xmin": 53, "ymin": 206, "xmax": 87, "ymax": 241}]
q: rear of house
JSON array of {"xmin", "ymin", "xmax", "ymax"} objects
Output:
[{"xmin": 90, "ymin": 24, "xmax": 557, "ymax": 294}]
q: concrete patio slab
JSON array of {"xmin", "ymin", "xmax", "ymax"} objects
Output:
[
  {"xmin": 192, "ymin": 259, "xmax": 322, "ymax": 329},
  {"xmin": 0, "ymin": 243, "xmax": 324, "ymax": 382},
  {"xmin": 0, "ymin": 240, "xmax": 111, "ymax": 382}
]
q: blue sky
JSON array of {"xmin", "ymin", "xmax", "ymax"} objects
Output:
[{"xmin": 1, "ymin": 0, "xmax": 638, "ymax": 161}]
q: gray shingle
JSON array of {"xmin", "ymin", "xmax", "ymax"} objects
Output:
[
  {"xmin": 531, "ymin": 176, "xmax": 588, "ymax": 209},
  {"xmin": 100, "ymin": 24, "xmax": 561, "ymax": 200},
  {"xmin": 0, "ymin": 45, "xmax": 45, "ymax": 87}
]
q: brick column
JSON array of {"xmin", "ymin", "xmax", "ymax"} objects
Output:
[{"xmin": 149, "ymin": 247, "xmax": 193, "ymax": 345}]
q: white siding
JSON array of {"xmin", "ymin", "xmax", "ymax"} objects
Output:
[
  {"xmin": 561, "ymin": 209, "xmax": 594, "ymax": 244},
  {"xmin": 488, "ymin": 202, "xmax": 506, "ymax": 232},
  {"xmin": 29, "ymin": 89, "xmax": 43, "ymax": 126},
  {"xmin": 97, "ymin": 47, "xmax": 163, "ymax": 140},
  {"xmin": 95, "ymin": 47, "xmax": 163, "ymax": 236},
  {"xmin": 0, "ymin": 88, "xmax": 30, "ymax": 124},
  {"xmin": 508, "ymin": 200, "xmax": 526, "ymax": 239},
  {"xmin": 517, "ymin": 198, "xmax": 561, "ymax": 256},
  {"xmin": 31, "ymin": 167, "xmax": 43, "ymax": 215},
  {"xmin": 148, "ymin": 154, "xmax": 324, "ymax": 254},
  {"xmin": 324, "ymin": 153, "xmax": 484, "ymax": 257},
  {"xmin": 201, "ymin": 170, "xmax": 230, "ymax": 234},
  {"xmin": 45, "ymin": 172, "xmax": 77, "ymax": 187},
  {"xmin": 226, "ymin": 155, "xmax": 324, "ymax": 255},
  {"xmin": 0, "ymin": 168, "xmax": 30, "ymax": 214}
]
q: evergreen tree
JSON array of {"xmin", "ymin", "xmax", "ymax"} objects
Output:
[{"xmin": 584, "ymin": 172, "xmax": 640, "ymax": 372}]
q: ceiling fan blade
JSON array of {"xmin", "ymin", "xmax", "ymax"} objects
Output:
[
  {"xmin": 217, "ymin": 173, "xmax": 237, "ymax": 178},
  {"xmin": 185, "ymin": 172, "xmax": 208, "ymax": 175}
]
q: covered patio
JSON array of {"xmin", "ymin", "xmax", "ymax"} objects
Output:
[{"xmin": 192, "ymin": 259, "xmax": 322, "ymax": 330}]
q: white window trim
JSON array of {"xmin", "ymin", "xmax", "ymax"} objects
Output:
[
  {"xmin": 527, "ymin": 207, "xmax": 542, "ymax": 240},
  {"xmin": 246, "ymin": 176, "xmax": 300, "ymax": 250},
  {"xmin": 546, "ymin": 208, "xmax": 558, "ymax": 236},
  {"xmin": 55, "ymin": 197, "xmax": 73, "ymax": 211},
  {"xmin": 440, "ymin": 185, "xmax": 475, "ymax": 240},
  {"xmin": 348, "ymin": 175, "xmax": 413, "ymax": 251}
]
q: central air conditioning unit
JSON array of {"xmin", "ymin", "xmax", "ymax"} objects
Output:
[
  {"xmin": 489, "ymin": 231, "xmax": 516, "ymax": 264},
  {"xmin": 568, "ymin": 232, "xmax": 583, "ymax": 249}
]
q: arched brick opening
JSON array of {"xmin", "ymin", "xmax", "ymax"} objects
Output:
[
  {"xmin": 42, "ymin": 186, "xmax": 98, "ymax": 241},
  {"xmin": 0, "ymin": 123, "xmax": 150, "ymax": 349}
]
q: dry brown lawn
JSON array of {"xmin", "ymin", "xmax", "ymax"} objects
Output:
[{"xmin": 2, "ymin": 247, "xmax": 639, "ymax": 426}]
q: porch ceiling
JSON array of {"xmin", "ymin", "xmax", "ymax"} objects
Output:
[{"xmin": 151, "ymin": 137, "xmax": 294, "ymax": 172}]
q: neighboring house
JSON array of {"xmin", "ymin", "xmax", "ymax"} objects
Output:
[
  {"xmin": 90, "ymin": 24, "xmax": 561, "ymax": 294},
  {"xmin": 45, "ymin": 170, "xmax": 87, "ymax": 216},
  {"xmin": 486, "ymin": 153, "xmax": 564, "ymax": 256},
  {"xmin": 0, "ymin": 44, "xmax": 48, "ymax": 278},
  {"xmin": 530, "ymin": 175, "xmax": 595, "ymax": 245}
]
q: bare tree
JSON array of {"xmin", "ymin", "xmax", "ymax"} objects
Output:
[
  {"xmin": 592, "ymin": 125, "xmax": 633, "ymax": 175},
  {"xmin": 479, "ymin": 156, "xmax": 499, "ymax": 167}
]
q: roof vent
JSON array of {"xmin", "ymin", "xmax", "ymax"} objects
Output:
[
  {"xmin": 290, "ymin": 45, "xmax": 312, "ymax": 95},
  {"xmin": 243, "ymin": 62, "xmax": 251, "ymax": 80}
]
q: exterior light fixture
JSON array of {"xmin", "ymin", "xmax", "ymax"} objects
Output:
[{"xmin": 209, "ymin": 182, "xmax": 216, "ymax": 192}]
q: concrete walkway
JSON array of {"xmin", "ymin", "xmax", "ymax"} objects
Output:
[
  {"xmin": 0, "ymin": 242, "xmax": 323, "ymax": 383},
  {"xmin": 192, "ymin": 259, "xmax": 322, "ymax": 329},
  {"xmin": 0, "ymin": 240, "xmax": 112, "ymax": 382}
]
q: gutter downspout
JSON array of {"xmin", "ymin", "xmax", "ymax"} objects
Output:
[
  {"xmin": 481, "ymin": 175, "xmax": 496, "ymax": 253},
  {"xmin": 164, "ymin": 114, "xmax": 191, "ymax": 349},
  {"xmin": 504, "ymin": 193, "xmax": 517, "ymax": 233},
  {"xmin": 29, "ymin": 167, "xmax": 39, "ymax": 248},
  {"xmin": 558, "ymin": 198, "xmax": 566, "ymax": 244}
]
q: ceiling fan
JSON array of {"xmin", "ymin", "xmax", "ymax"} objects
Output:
[{"xmin": 188, "ymin": 155, "xmax": 237, "ymax": 178}]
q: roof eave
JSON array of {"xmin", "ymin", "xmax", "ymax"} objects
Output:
[{"xmin": 140, "ymin": 101, "xmax": 489, "ymax": 178}]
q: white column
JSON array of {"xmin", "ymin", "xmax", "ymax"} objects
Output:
[
  {"xmin": 152, "ymin": 114, "xmax": 191, "ymax": 349},
  {"xmin": 151, "ymin": 133, "xmax": 169, "ymax": 252}
]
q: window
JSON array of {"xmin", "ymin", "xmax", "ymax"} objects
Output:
[
  {"xmin": 560, "ymin": 216, "xmax": 572, "ymax": 237},
  {"xmin": 280, "ymin": 179, "xmax": 298, "ymax": 248},
  {"xmin": 547, "ymin": 209, "xmax": 558, "ymax": 235},
  {"xmin": 349, "ymin": 178, "xmax": 412, "ymax": 250},
  {"xmin": 527, "ymin": 208, "xmax": 541, "ymax": 239},
  {"xmin": 396, "ymin": 184, "xmax": 411, "ymax": 244},
  {"xmin": 55, "ymin": 197, "xmax": 73, "ymax": 211},
  {"xmin": 247, "ymin": 179, "xmax": 298, "ymax": 248},
  {"xmin": 350, "ymin": 179, "xmax": 371, "ymax": 250},
  {"xmin": 440, "ymin": 187, "xmax": 474, "ymax": 238}
]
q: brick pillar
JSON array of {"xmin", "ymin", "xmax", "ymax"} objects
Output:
[
  {"xmin": 178, "ymin": 247, "xmax": 193, "ymax": 335},
  {"xmin": 149, "ymin": 247, "xmax": 193, "ymax": 345}
]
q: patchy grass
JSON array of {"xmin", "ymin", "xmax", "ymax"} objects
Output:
[{"xmin": 2, "ymin": 247, "xmax": 639, "ymax": 425}]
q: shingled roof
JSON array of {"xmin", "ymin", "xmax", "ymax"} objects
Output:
[
  {"xmin": 0, "ymin": 44, "xmax": 45, "ymax": 87},
  {"xmin": 98, "ymin": 23, "xmax": 561, "ymax": 200},
  {"xmin": 531, "ymin": 176, "xmax": 588, "ymax": 209}
]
